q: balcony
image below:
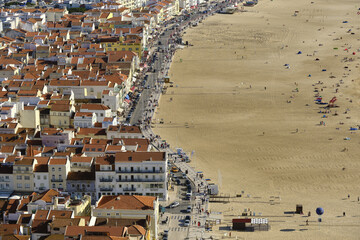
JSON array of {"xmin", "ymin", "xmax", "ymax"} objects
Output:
[
  {"xmin": 123, "ymin": 188, "xmax": 136, "ymax": 192},
  {"xmin": 116, "ymin": 178, "xmax": 164, "ymax": 182},
  {"xmin": 99, "ymin": 187, "xmax": 113, "ymax": 191},
  {"xmin": 99, "ymin": 178, "xmax": 113, "ymax": 182},
  {"xmin": 39, "ymin": 187, "xmax": 46, "ymax": 191},
  {"xmin": 51, "ymin": 179, "xmax": 63, "ymax": 182},
  {"xmin": 116, "ymin": 170, "xmax": 165, "ymax": 174}
]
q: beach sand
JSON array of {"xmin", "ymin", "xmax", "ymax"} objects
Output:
[{"xmin": 154, "ymin": 0, "xmax": 360, "ymax": 238}]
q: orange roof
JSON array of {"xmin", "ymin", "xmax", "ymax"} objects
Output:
[
  {"xmin": 96, "ymin": 195, "xmax": 156, "ymax": 210},
  {"xmin": 48, "ymin": 158, "xmax": 67, "ymax": 165}
]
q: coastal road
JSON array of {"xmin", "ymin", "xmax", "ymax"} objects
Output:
[{"xmin": 129, "ymin": 28, "xmax": 171, "ymax": 125}]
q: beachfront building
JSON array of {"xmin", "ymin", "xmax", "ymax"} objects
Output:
[
  {"xmin": 107, "ymin": 125, "xmax": 144, "ymax": 139},
  {"xmin": 95, "ymin": 152, "xmax": 167, "ymax": 200},
  {"xmin": 114, "ymin": 152, "xmax": 167, "ymax": 199},
  {"xmin": 92, "ymin": 194, "xmax": 159, "ymax": 239}
]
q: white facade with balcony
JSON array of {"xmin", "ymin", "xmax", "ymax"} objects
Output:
[
  {"xmin": 34, "ymin": 172, "xmax": 49, "ymax": 193},
  {"xmin": 95, "ymin": 153, "xmax": 168, "ymax": 200}
]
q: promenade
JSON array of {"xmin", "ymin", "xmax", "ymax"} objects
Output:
[{"xmin": 126, "ymin": 1, "xmax": 236, "ymax": 239}]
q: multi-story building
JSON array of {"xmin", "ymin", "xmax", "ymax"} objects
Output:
[
  {"xmin": 80, "ymin": 104, "xmax": 112, "ymax": 122},
  {"xmin": 95, "ymin": 152, "xmax": 167, "ymax": 201},
  {"xmin": 92, "ymin": 194, "xmax": 159, "ymax": 240},
  {"xmin": 66, "ymin": 171, "xmax": 96, "ymax": 202},
  {"xmin": 48, "ymin": 158, "xmax": 70, "ymax": 191},
  {"xmin": 73, "ymin": 112, "xmax": 97, "ymax": 128},
  {"xmin": 13, "ymin": 157, "xmax": 37, "ymax": 192},
  {"xmin": 40, "ymin": 128, "xmax": 74, "ymax": 147},
  {"xmin": 33, "ymin": 157, "xmax": 50, "ymax": 192},
  {"xmin": 106, "ymin": 125, "xmax": 144, "ymax": 139},
  {"xmin": 114, "ymin": 152, "xmax": 167, "ymax": 200},
  {"xmin": 0, "ymin": 164, "xmax": 13, "ymax": 193}
]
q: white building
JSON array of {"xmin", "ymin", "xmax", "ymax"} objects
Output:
[
  {"xmin": 106, "ymin": 125, "xmax": 144, "ymax": 139},
  {"xmin": 101, "ymin": 90, "xmax": 120, "ymax": 112},
  {"xmin": 48, "ymin": 158, "xmax": 70, "ymax": 191},
  {"xmin": 80, "ymin": 104, "xmax": 112, "ymax": 122},
  {"xmin": 95, "ymin": 152, "xmax": 167, "ymax": 201},
  {"xmin": 33, "ymin": 157, "xmax": 50, "ymax": 192},
  {"xmin": 73, "ymin": 112, "xmax": 97, "ymax": 128}
]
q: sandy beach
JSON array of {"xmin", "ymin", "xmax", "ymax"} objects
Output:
[{"xmin": 154, "ymin": 0, "xmax": 360, "ymax": 238}]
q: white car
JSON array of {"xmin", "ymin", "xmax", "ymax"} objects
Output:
[
  {"xmin": 186, "ymin": 205, "xmax": 192, "ymax": 213},
  {"xmin": 169, "ymin": 201, "xmax": 180, "ymax": 208},
  {"xmin": 184, "ymin": 219, "xmax": 190, "ymax": 227}
]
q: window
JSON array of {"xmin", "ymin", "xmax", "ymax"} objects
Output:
[
  {"xmin": 43, "ymin": 176, "xmax": 47, "ymax": 180},
  {"xmin": 25, "ymin": 167, "xmax": 29, "ymax": 171},
  {"xmin": 17, "ymin": 183, "xmax": 22, "ymax": 188},
  {"xmin": 52, "ymin": 184, "xmax": 55, "ymax": 188},
  {"xmin": 16, "ymin": 175, "xmax": 22, "ymax": 180},
  {"xmin": 52, "ymin": 167, "xmax": 55, "ymax": 171},
  {"xmin": 100, "ymin": 113, "xmax": 104, "ymax": 117},
  {"xmin": 58, "ymin": 167, "xmax": 61, "ymax": 171},
  {"xmin": 37, "ymin": 176, "xmax": 40, "ymax": 180},
  {"xmin": 24, "ymin": 176, "xmax": 30, "ymax": 180},
  {"xmin": 25, "ymin": 183, "xmax": 30, "ymax": 189},
  {"xmin": 107, "ymin": 213, "xmax": 110, "ymax": 216},
  {"xmin": 136, "ymin": 48, "xmax": 139, "ymax": 50},
  {"xmin": 129, "ymin": 48, "xmax": 132, "ymax": 51}
]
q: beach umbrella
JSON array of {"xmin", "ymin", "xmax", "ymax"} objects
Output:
[
  {"xmin": 297, "ymin": 51, "xmax": 302, "ymax": 54},
  {"xmin": 342, "ymin": 21, "xmax": 348, "ymax": 23},
  {"xmin": 308, "ymin": 74, "xmax": 312, "ymax": 77},
  {"xmin": 316, "ymin": 207, "xmax": 324, "ymax": 215},
  {"xmin": 353, "ymin": 52, "xmax": 356, "ymax": 55},
  {"xmin": 322, "ymin": 69, "xmax": 327, "ymax": 72}
]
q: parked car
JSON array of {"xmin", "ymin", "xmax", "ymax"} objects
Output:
[
  {"xmin": 184, "ymin": 219, "xmax": 190, "ymax": 227},
  {"xmin": 169, "ymin": 202, "xmax": 180, "ymax": 208},
  {"xmin": 186, "ymin": 205, "xmax": 192, "ymax": 213},
  {"xmin": 171, "ymin": 167, "xmax": 179, "ymax": 173}
]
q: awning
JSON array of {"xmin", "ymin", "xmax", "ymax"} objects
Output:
[
  {"xmin": 130, "ymin": 86, "xmax": 136, "ymax": 92},
  {"xmin": 125, "ymin": 95, "xmax": 130, "ymax": 100},
  {"xmin": 124, "ymin": 99, "xmax": 131, "ymax": 103}
]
